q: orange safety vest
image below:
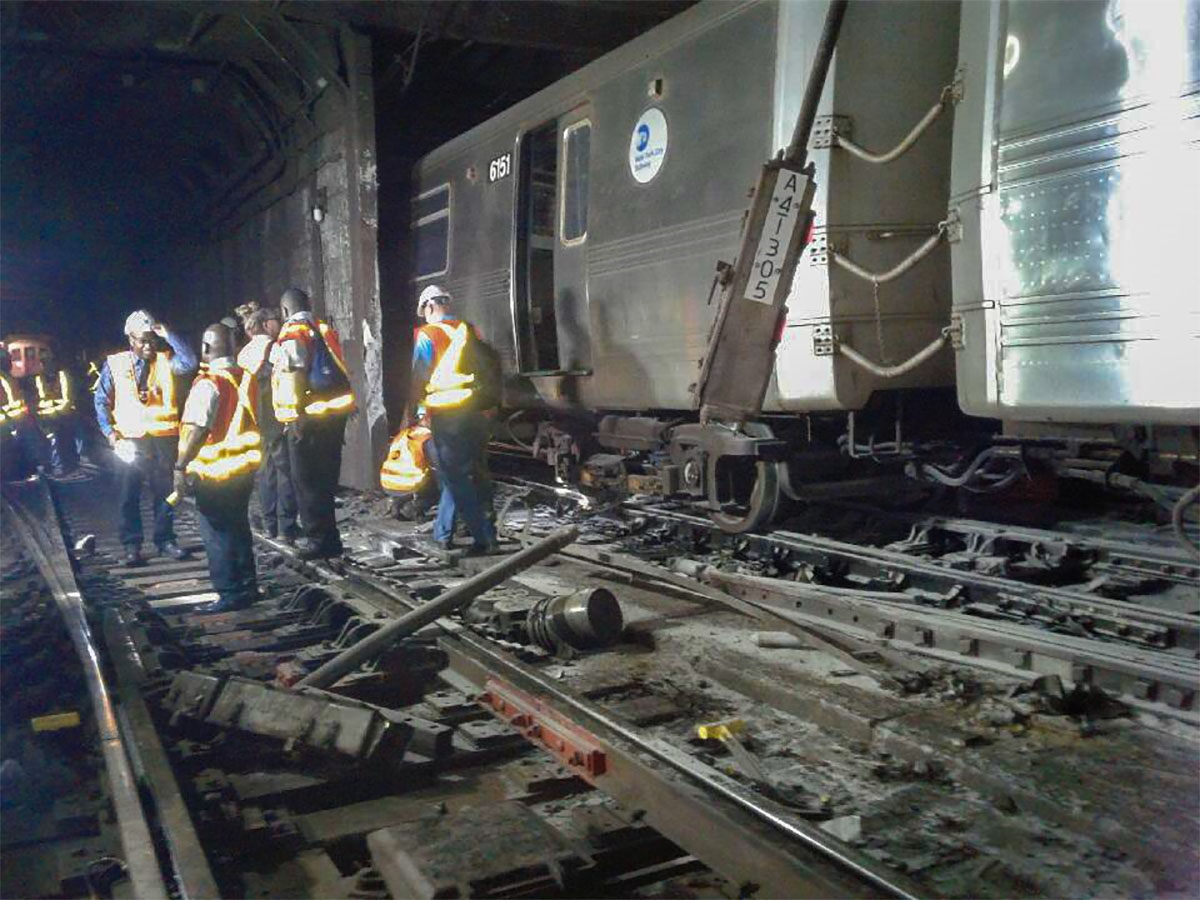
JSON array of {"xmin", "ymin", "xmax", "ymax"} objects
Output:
[
  {"xmin": 107, "ymin": 350, "xmax": 180, "ymax": 438},
  {"xmin": 271, "ymin": 319, "xmax": 355, "ymax": 423},
  {"xmin": 34, "ymin": 371, "xmax": 73, "ymax": 419},
  {"xmin": 380, "ymin": 425, "xmax": 432, "ymax": 493},
  {"xmin": 1, "ymin": 372, "xmax": 28, "ymax": 425},
  {"xmin": 417, "ymin": 320, "xmax": 475, "ymax": 410},
  {"xmin": 185, "ymin": 365, "xmax": 262, "ymax": 482}
]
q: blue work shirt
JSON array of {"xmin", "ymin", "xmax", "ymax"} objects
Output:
[{"xmin": 93, "ymin": 330, "xmax": 198, "ymax": 438}]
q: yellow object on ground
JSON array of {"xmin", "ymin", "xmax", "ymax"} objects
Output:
[{"xmin": 31, "ymin": 711, "xmax": 82, "ymax": 732}]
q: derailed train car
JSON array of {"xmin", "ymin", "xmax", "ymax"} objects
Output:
[{"xmin": 409, "ymin": 0, "xmax": 1200, "ymax": 532}]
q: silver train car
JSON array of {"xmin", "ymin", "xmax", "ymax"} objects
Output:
[{"xmin": 409, "ymin": 0, "xmax": 1199, "ymax": 531}]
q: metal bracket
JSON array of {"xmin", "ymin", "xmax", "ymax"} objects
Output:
[
  {"xmin": 947, "ymin": 313, "xmax": 965, "ymax": 350},
  {"xmin": 949, "ymin": 69, "xmax": 966, "ymax": 104},
  {"xmin": 480, "ymin": 677, "xmax": 608, "ymax": 782},
  {"xmin": 810, "ymin": 114, "xmax": 852, "ymax": 149},
  {"xmin": 944, "ymin": 208, "xmax": 963, "ymax": 244},
  {"xmin": 813, "ymin": 323, "xmax": 837, "ymax": 357},
  {"xmin": 807, "ymin": 230, "xmax": 829, "ymax": 266}
]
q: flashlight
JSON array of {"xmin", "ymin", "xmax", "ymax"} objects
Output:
[{"xmin": 114, "ymin": 439, "xmax": 138, "ymax": 464}]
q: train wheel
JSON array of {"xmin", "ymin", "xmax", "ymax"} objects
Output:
[{"xmin": 708, "ymin": 459, "xmax": 783, "ymax": 534}]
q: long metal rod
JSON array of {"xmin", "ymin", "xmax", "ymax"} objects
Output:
[
  {"xmin": 786, "ymin": 0, "xmax": 850, "ymax": 165},
  {"xmin": 2, "ymin": 480, "xmax": 169, "ymax": 900},
  {"xmin": 296, "ymin": 525, "xmax": 580, "ymax": 689}
]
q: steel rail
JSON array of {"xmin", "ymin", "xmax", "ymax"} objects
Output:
[
  {"xmin": 624, "ymin": 503, "xmax": 1199, "ymax": 650},
  {"xmin": 2, "ymin": 478, "xmax": 170, "ymax": 900},
  {"xmin": 256, "ymin": 530, "xmax": 921, "ymax": 899}
]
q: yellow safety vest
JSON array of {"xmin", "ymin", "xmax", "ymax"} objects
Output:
[
  {"xmin": 34, "ymin": 371, "xmax": 73, "ymax": 419},
  {"xmin": 422, "ymin": 321, "xmax": 475, "ymax": 410},
  {"xmin": 186, "ymin": 367, "xmax": 262, "ymax": 482},
  {"xmin": 108, "ymin": 350, "xmax": 180, "ymax": 438},
  {"xmin": 380, "ymin": 425, "xmax": 431, "ymax": 493},
  {"xmin": 1, "ymin": 372, "xmax": 28, "ymax": 425}
]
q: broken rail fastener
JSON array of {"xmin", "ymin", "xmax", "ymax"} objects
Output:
[{"xmin": 295, "ymin": 525, "xmax": 581, "ymax": 691}]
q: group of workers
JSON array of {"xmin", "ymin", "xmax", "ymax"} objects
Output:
[
  {"xmin": 1, "ymin": 282, "xmax": 498, "ymax": 614},
  {"xmin": 0, "ymin": 336, "xmax": 81, "ymax": 479}
]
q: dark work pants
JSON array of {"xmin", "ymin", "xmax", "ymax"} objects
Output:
[
  {"xmin": 118, "ymin": 435, "xmax": 176, "ymax": 549},
  {"xmin": 194, "ymin": 476, "xmax": 258, "ymax": 608},
  {"xmin": 257, "ymin": 432, "xmax": 299, "ymax": 537},
  {"xmin": 430, "ymin": 409, "xmax": 496, "ymax": 547},
  {"xmin": 45, "ymin": 414, "xmax": 79, "ymax": 471},
  {"xmin": 287, "ymin": 414, "xmax": 346, "ymax": 550}
]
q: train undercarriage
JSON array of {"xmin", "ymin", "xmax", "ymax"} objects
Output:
[{"xmin": 505, "ymin": 398, "xmax": 1200, "ymax": 549}]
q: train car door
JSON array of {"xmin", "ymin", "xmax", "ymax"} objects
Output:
[{"xmin": 513, "ymin": 108, "xmax": 592, "ymax": 375}]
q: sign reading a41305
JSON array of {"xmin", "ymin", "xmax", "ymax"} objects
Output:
[
  {"xmin": 488, "ymin": 153, "xmax": 511, "ymax": 184},
  {"xmin": 744, "ymin": 167, "xmax": 811, "ymax": 305}
]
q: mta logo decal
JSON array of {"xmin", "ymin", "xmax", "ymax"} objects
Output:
[{"xmin": 636, "ymin": 124, "xmax": 650, "ymax": 152}]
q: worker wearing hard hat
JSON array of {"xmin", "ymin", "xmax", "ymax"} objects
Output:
[
  {"xmin": 93, "ymin": 310, "xmax": 198, "ymax": 567},
  {"xmin": 407, "ymin": 285, "xmax": 498, "ymax": 554},
  {"xmin": 270, "ymin": 287, "xmax": 355, "ymax": 560},
  {"xmin": 173, "ymin": 322, "xmax": 262, "ymax": 612},
  {"xmin": 239, "ymin": 306, "xmax": 298, "ymax": 542}
]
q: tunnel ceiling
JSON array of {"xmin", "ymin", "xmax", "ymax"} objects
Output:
[{"xmin": 0, "ymin": 0, "xmax": 692, "ymax": 337}]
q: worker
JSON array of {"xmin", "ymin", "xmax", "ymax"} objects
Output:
[
  {"xmin": 28, "ymin": 341, "xmax": 78, "ymax": 475},
  {"xmin": 271, "ymin": 287, "xmax": 355, "ymax": 559},
  {"xmin": 173, "ymin": 323, "xmax": 262, "ymax": 612},
  {"xmin": 408, "ymin": 285, "xmax": 498, "ymax": 554},
  {"xmin": 240, "ymin": 307, "xmax": 299, "ymax": 542},
  {"xmin": 94, "ymin": 310, "xmax": 198, "ymax": 566},
  {"xmin": 1, "ymin": 344, "xmax": 37, "ymax": 480}
]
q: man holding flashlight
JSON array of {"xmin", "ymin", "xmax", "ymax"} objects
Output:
[{"xmin": 93, "ymin": 310, "xmax": 198, "ymax": 566}]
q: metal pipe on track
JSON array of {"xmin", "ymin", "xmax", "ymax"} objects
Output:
[
  {"xmin": 2, "ymin": 479, "xmax": 170, "ymax": 900},
  {"xmin": 295, "ymin": 525, "xmax": 580, "ymax": 689}
]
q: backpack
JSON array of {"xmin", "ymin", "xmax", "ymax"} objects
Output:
[
  {"xmin": 309, "ymin": 324, "xmax": 351, "ymax": 396},
  {"xmin": 461, "ymin": 328, "xmax": 503, "ymax": 411}
]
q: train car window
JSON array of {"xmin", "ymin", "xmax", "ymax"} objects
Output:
[
  {"xmin": 561, "ymin": 121, "xmax": 591, "ymax": 245},
  {"xmin": 413, "ymin": 185, "xmax": 451, "ymax": 278}
]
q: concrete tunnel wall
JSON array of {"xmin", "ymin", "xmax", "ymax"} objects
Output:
[{"xmin": 145, "ymin": 31, "xmax": 388, "ymax": 493}]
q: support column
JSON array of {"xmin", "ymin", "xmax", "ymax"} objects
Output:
[{"xmin": 338, "ymin": 25, "xmax": 386, "ymax": 490}]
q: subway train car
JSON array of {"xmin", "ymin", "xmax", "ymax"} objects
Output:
[{"xmin": 409, "ymin": 0, "xmax": 1199, "ymax": 532}]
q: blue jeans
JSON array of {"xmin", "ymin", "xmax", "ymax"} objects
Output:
[
  {"xmin": 118, "ymin": 435, "xmax": 176, "ymax": 549},
  {"xmin": 194, "ymin": 476, "xmax": 258, "ymax": 607},
  {"xmin": 430, "ymin": 410, "xmax": 496, "ymax": 547}
]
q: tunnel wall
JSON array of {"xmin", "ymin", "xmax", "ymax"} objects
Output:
[{"xmin": 148, "ymin": 31, "xmax": 386, "ymax": 491}]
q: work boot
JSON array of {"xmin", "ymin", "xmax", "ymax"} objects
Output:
[
  {"xmin": 296, "ymin": 539, "xmax": 342, "ymax": 561},
  {"xmin": 465, "ymin": 541, "xmax": 502, "ymax": 557},
  {"xmin": 122, "ymin": 545, "xmax": 144, "ymax": 567},
  {"xmin": 158, "ymin": 541, "xmax": 190, "ymax": 560}
]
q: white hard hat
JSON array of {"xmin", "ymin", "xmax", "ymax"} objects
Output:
[
  {"xmin": 124, "ymin": 310, "xmax": 156, "ymax": 336},
  {"xmin": 417, "ymin": 284, "xmax": 450, "ymax": 312}
]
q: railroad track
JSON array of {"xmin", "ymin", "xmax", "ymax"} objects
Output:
[
  {"xmin": 490, "ymin": 476, "xmax": 1200, "ymax": 723},
  {"xmin": 5, "ymin": 469, "xmax": 1199, "ymax": 898}
]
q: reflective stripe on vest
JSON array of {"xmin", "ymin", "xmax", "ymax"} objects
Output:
[
  {"xmin": 380, "ymin": 425, "xmax": 431, "ymax": 493},
  {"xmin": 271, "ymin": 319, "xmax": 355, "ymax": 422},
  {"xmin": 35, "ymin": 371, "xmax": 73, "ymax": 418},
  {"xmin": 421, "ymin": 321, "xmax": 475, "ymax": 410},
  {"xmin": 186, "ymin": 367, "xmax": 262, "ymax": 482},
  {"xmin": 1, "ymin": 372, "xmax": 28, "ymax": 424},
  {"xmin": 108, "ymin": 351, "xmax": 179, "ymax": 438}
]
